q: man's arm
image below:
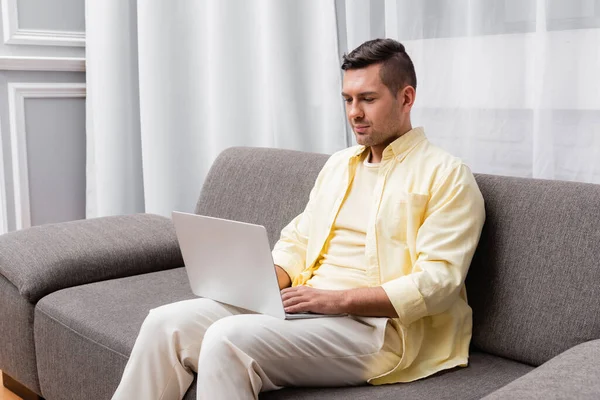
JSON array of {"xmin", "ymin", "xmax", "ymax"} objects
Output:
[
  {"xmin": 272, "ymin": 164, "xmax": 327, "ymax": 285},
  {"xmin": 343, "ymin": 287, "xmax": 398, "ymax": 317},
  {"xmin": 281, "ymin": 285, "xmax": 398, "ymax": 317},
  {"xmin": 380, "ymin": 164, "xmax": 485, "ymax": 325},
  {"xmin": 275, "ymin": 265, "xmax": 291, "ymax": 290}
]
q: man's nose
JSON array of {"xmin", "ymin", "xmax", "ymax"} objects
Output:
[{"xmin": 348, "ymin": 103, "xmax": 364, "ymax": 120}]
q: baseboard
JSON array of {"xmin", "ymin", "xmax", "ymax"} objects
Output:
[{"xmin": 2, "ymin": 372, "xmax": 43, "ymax": 400}]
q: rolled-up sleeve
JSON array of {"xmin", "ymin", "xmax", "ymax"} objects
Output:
[
  {"xmin": 272, "ymin": 214, "xmax": 309, "ymax": 282},
  {"xmin": 381, "ymin": 164, "xmax": 485, "ymax": 326}
]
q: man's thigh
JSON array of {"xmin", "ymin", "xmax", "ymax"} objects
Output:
[
  {"xmin": 146, "ymin": 297, "xmax": 248, "ymax": 331},
  {"xmin": 201, "ymin": 314, "xmax": 402, "ymax": 387},
  {"xmin": 142, "ymin": 298, "xmax": 249, "ymax": 364}
]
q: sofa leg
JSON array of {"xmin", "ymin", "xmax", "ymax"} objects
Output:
[{"xmin": 2, "ymin": 372, "xmax": 44, "ymax": 400}]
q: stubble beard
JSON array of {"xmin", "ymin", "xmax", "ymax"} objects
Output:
[{"xmin": 355, "ymin": 125, "xmax": 398, "ymax": 148}]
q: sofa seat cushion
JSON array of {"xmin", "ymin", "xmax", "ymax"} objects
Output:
[
  {"xmin": 34, "ymin": 267, "xmax": 532, "ymax": 400},
  {"xmin": 264, "ymin": 353, "xmax": 533, "ymax": 400},
  {"xmin": 34, "ymin": 267, "xmax": 196, "ymax": 400}
]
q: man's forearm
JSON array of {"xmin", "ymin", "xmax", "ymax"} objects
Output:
[
  {"xmin": 275, "ymin": 265, "xmax": 291, "ymax": 290},
  {"xmin": 342, "ymin": 287, "xmax": 399, "ymax": 318},
  {"xmin": 281, "ymin": 284, "xmax": 399, "ymax": 317}
]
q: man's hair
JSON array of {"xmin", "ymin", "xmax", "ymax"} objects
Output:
[{"xmin": 341, "ymin": 38, "xmax": 417, "ymax": 96}]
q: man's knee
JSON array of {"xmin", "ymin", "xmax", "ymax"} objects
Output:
[
  {"xmin": 200, "ymin": 315, "xmax": 268, "ymax": 357},
  {"xmin": 140, "ymin": 298, "xmax": 214, "ymax": 337},
  {"xmin": 143, "ymin": 302, "xmax": 186, "ymax": 331}
]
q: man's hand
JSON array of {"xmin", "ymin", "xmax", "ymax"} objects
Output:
[{"xmin": 281, "ymin": 286, "xmax": 347, "ymax": 315}]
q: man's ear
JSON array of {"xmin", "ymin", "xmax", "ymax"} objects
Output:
[{"xmin": 401, "ymin": 86, "xmax": 416, "ymax": 110}]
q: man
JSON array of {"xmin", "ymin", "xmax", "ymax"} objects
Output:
[{"xmin": 113, "ymin": 38, "xmax": 485, "ymax": 399}]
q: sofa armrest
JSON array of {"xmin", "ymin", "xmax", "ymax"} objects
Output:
[
  {"xmin": 0, "ymin": 214, "xmax": 183, "ymax": 303},
  {"xmin": 482, "ymin": 339, "xmax": 600, "ymax": 399}
]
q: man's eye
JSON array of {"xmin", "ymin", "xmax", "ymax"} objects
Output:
[
  {"xmin": 364, "ymin": 98, "xmax": 374, "ymax": 102},
  {"xmin": 344, "ymin": 98, "xmax": 352, "ymax": 104}
]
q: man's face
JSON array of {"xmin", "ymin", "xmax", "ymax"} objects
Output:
[{"xmin": 342, "ymin": 63, "xmax": 410, "ymax": 148}]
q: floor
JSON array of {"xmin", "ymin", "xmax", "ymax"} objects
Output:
[{"xmin": 0, "ymin": 371, "xmax": 22, "ymax": 400}]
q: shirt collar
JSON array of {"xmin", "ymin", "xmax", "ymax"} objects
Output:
[{"xmin": 351, "ymin": 126, "xmax": 427, "ymax": 161}]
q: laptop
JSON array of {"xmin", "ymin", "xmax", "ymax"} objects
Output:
[{"xmin": 172, "ymin": 211, "xmax": 341, "ymax": 320}]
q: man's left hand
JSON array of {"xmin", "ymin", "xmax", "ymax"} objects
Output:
[{"xmin": 281, "ymin": 286, "xmax": 347, "ymax": 315}]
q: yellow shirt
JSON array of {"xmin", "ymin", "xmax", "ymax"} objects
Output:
[
  {"xmin": 306, "ymin": 152, "xmax": 379, "ymax": 290},
  {"xmin": 272, "ymin": 127, "xmax": 486, "ymax": 384}
]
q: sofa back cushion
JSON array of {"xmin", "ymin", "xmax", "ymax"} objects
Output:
[
  {"xmin": 467, "ymin": 174, "xmax": 600, "ymax": 366},
  {"xmin": 197, "ymin": 147, "xmax": 600, "ymax": 368},
  {"xmin": 195, "ymin": 146, "xmax": 329, "ymax": 248}
]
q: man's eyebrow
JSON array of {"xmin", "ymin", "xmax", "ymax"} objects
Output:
[{"xmin": 341, "ymin": 91, "xmax": 378, "ymax": 97}]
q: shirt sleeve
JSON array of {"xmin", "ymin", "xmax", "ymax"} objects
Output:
[
  {"xmin": 381, "ymin": 164, "xmax": 486, "ymax": 326},
  {"xmin": 271, "ymin": 168, "xmax": 324, "ymax": 284}
]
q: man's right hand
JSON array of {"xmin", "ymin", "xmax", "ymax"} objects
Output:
[{"xmin": 275, "ymin": 265, "xmax": 292, "ymax": 290}]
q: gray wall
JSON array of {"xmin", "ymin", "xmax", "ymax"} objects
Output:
[
  {"xmin": 0, "ymin": 0, "xmax": 85, "ymax": 233},
  {"xmin": 25, "ymin": 92, "xmax": 86, "ymax": 226},
  {"xmin": 18, "ymin": 0, "xmax": 85, "ymax": 32}
]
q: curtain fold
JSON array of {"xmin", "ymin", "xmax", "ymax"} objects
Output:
[
  {"xmin": 86, "ymin": 0, "xmax": 600, "ymax": 218},
  {"xmin": 86, "ymin": 0, "xmax": 145, "ymax": 217}
]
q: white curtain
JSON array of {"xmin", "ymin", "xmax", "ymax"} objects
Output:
[
  {"xmin": 86, "ymin": 0, "xmax": 600, "ymax": 218},
  {"xmin": 344, "ymin": 0, "xmax": 600, "ymax": 182},
  {"xmin": 86, "ymin": 0, "xmax": 349, "ymax": 217}
]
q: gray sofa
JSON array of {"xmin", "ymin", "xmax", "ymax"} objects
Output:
[{"xmin": 1, "ymin": 146, "xmax": 599, "ymax": 400}]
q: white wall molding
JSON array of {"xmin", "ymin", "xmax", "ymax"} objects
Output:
[
  {"xmin": 0, "ymin": 114, "xmax": 7, "ymax": 234},
  {"xmin": 8, "ymin": 82, "xmax": 86, "ymax": 230},
  {"xmin": 0, "ymin": 56, "xmax": 85, "ymax": 71},
  {"xmin": 1, "ymin": 0, "xmax": 85, "ymax": 47}
]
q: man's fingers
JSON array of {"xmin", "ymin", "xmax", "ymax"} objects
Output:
[
  {"xmin": 281, "ymin": 286, "xmax": 311, "ymax": 299},
  {"xmin": 280, "ymin": 290, "xmax": 296, "ymax": 300},
  {"xmin": 280, "ymin": 291, "xmax": 300, "ymax": 302},
  {"xmin": 280, "ymin": 286, "xmax": 322, "ymax": 313},
  {"xmin": 284, "ymin": 301, "xmax": 312, "ymax": 314},
  {"xmin": 282, "ymin": 293, "xmax": 308, "ymax": 307}
]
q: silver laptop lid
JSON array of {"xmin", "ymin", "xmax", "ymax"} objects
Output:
[{"xmin": 172, "ymin": 211, "xmax": 286, "ymax": 319}]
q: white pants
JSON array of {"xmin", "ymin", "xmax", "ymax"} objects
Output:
[{"xmin": 112, "ymin": 298, "xmax": 402, "ymax": 400}]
